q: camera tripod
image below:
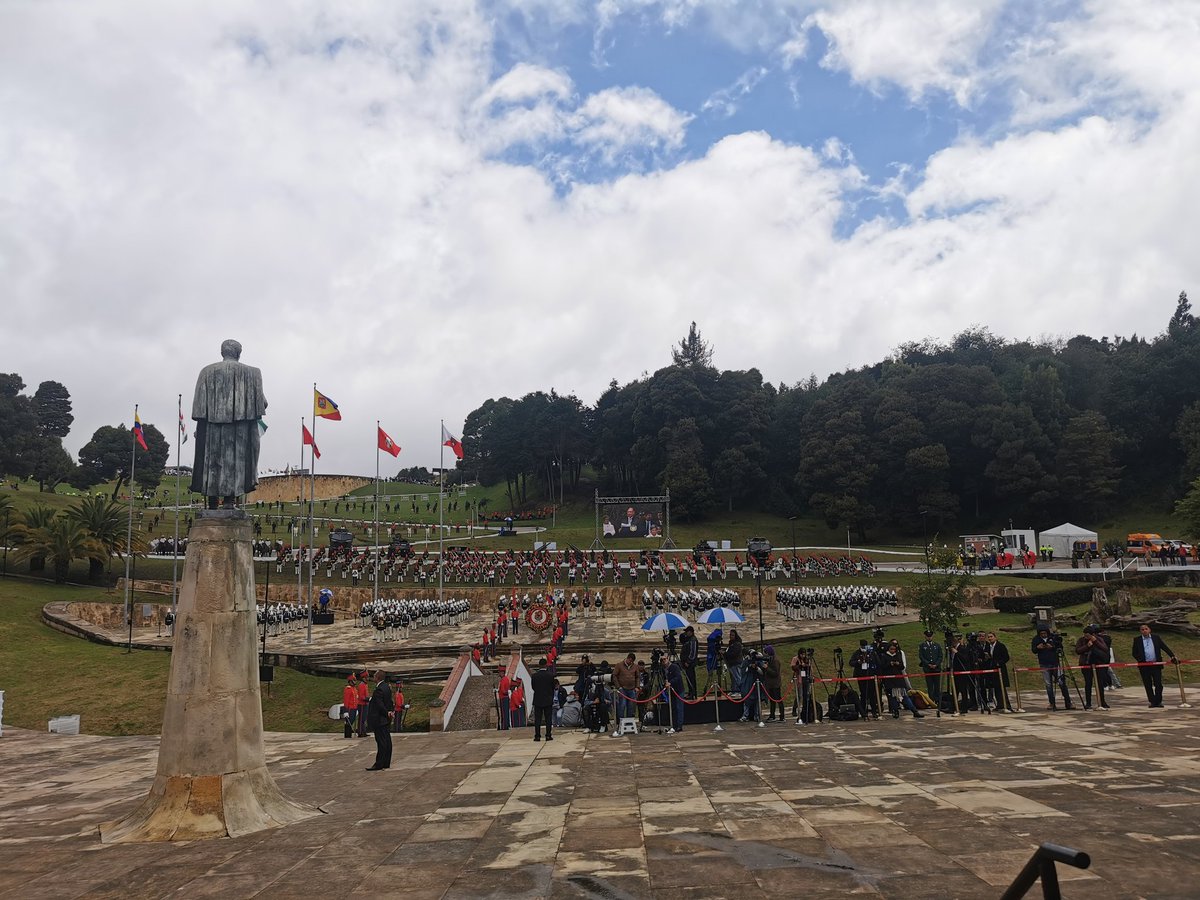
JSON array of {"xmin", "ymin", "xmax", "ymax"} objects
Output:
[{"xmin": 1055, "ymin": 645, "xmax": 1086, "ymax": 709}]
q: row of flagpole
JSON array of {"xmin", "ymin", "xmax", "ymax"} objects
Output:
[{"xmin": 124, "ymin": 391, "xmax": 463, "ymax": 646}]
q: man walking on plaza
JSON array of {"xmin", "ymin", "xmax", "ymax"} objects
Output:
[
  {"xmin": 1131, "ymin": 624, "xmax": 1176, "ymax": 708},
  {"xmin": 365, "ymin": 670, "xmax": 394, "ymax": 771},
  {"xmin": 531, "ymin": 658, "xmax": 556, "ymax": 741}
]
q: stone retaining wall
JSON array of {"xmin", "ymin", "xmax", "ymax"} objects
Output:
[{"xmin": 247, "ymin": 474, "xmax": 371, "ymax": 504}]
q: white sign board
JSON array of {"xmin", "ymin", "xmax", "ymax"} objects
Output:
[{"xmin": 48, "ymin": 714, "xmax": 80, "ymax": 735}]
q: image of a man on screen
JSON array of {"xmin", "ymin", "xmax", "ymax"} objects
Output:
[{"xmin": 619, "ymin": 507, "xmax": 642, "ymax": 537}]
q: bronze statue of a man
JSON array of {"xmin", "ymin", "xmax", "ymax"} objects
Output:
[{"xmin": 191, "ymin": 340, "xmax": 267, "ymax": 509}]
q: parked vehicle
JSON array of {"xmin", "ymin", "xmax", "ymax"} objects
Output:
[{"xmin": 1126, "ymin": 533, "xmax": 1166, "ymax": 556}]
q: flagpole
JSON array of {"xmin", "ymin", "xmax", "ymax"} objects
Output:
[
  {"xmin": 307, "ymin": 385, "xmax": 317, "ymax": 644},
  {"xmin": 124, "ymin": 404, "xmax": 138, "ymax": 654},
  {"xmin": 172, "ymin": 394, "xmax": 182, "ymax": 620},
  {"xmin": 438, "ymin": 420, "xmax": 445, "ymax": 604},
  {"xmin": 374, "ymin": 421, "xmax": 381, "ymax": 604},
  {"xmin": 298, "ymin": 417, "xmax": 304, "ymax": 628}
]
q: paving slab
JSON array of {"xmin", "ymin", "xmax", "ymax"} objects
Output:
[{"xmin": 4, "ymin": 698, "xmax": 1200, "ymax": 897}]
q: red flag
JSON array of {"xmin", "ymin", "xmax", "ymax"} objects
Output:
[
  {"xmin": 442, "ymin": 424, "xmax": 464, "ymax": 460},
  {"xmin": 302, "ymin": 423, "xmax": 321, "ymax": 460},
  {"xmin": 378, "ymin": 426, "xmax": 401, "ymax": 458}
]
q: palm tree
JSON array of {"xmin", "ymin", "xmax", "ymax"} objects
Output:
[
  {"xmin": 12, "ymin": 516, "xmax": 105, "ymax": 583},
  {"xmin": 66, "ymin": 494, "xmax": 144, "ymax": 579},
  {"xmin": 12, "ymin": 504, "xmax": 57, "ymax": 572}
]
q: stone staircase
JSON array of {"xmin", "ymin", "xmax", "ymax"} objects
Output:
[{"xmin": 444, "ymin": 671, "xmax": 500, "ymax": 731}]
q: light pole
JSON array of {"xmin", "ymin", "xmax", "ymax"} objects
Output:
[
  {"xmin": 747, "ymin": 537, "xmax": 771, "ymax": 648},
  {"xmin": 788, "ymin": 515, "xmax": 798, "ymax": 584},
  {"xmin": 2, "ymin": 508, "xmax": 9, "ymax": 577}
]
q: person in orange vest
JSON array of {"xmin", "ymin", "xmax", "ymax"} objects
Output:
[
  {"xmin": 356, "ymin": 670, "xmax": 370, "ymax": 737},
  {"xmin": 391, "ymin": 679, "xmax": 407, "ymax": 733},
  {"xmin": 497, "ymin": 665, "xmax": 512, "ymax": 730},
  {"xmin": 342, "ymin": 674, "xmax": 359, "ymax": 739}
]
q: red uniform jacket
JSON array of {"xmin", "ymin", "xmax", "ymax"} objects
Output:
[{"xmin": 343, "ymin": 684, "xmax": 359, "ymax": 710}]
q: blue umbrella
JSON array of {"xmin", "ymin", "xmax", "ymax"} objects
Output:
[
  {"xmin": 641, "ymin": 612, "xmax": 690, "ymax": 631},
  {"xmin": 698, "ymin": 607, "xmax": 745, "ymax": 624}
]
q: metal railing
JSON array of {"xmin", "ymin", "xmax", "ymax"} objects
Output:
[{"xmin": 1000, "ymin": 842, "xmax": 1090, "ymax": 899}]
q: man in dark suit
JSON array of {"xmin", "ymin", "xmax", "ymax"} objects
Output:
[
  {"xmin": 365, "ymin": 670, "xmax": 394, "ymax": 770},
  {"xmin": 984, "ymin": 632, "xmax": 1013, "ymax": 712},
  {"xmin": 531, "ymin": 658, "xmax": 556, "ymax": 741},
  {"xmin": 1131, "ymin": 624, "xmax": 1177, "ymax": 708}
]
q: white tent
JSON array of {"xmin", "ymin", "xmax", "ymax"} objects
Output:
[{"xmin": 1040, "ymin": 522, "xmax": 1098, "ymax": 560}]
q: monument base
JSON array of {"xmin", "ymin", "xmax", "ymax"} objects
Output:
[
  {"xmin": 101, "ymin": 767, "xmax": 316, "ymax": 842},
  {"xmin": 99, "ymin": 515, "xmax": 320, "ymax": 843}
]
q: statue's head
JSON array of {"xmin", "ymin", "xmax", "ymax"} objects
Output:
[{"xmin": 220, "ymin": 339, "xmax": 242, "ymax": 360}]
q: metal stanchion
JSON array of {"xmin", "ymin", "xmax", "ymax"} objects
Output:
[
  {"xmin": 713, "ymin": 686, "xmax": 723, "ymax": 732},
  {"xmin": 874, "ymin": 674, "xmax": 884, "ymax": 719},
  {"xmin": 1013, "ymin": 668, "xmax": 1025, "ymax": 712},
  {"xmin": 1174, "ymin": 661, "xmax": 1192, "ymax": 708},
  {"xmin": 757, "ymin": 681, "xmax": 765, "ymax": 728}
]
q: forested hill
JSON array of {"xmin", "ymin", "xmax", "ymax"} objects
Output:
[{"xmin": 462, "ymin": 293, "xmax": 1200, "ymax": 536}]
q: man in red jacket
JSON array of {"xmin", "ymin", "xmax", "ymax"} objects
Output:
[
  {"xmin": 497, "ymin": 666, "xmax": 512, "ymax": 730},
  {"xmin": 356, "ymin": 671, "xmax": 370, "ymax": 737},
  {"xmin": 342, "ymin": 674, "xmax": 359, "ymax": 739}
]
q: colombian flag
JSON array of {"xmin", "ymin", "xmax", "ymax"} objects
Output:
[
  {"xmin": 314, "ymin": 389, "xmax": 341, "ymax": 420},
  {"xmin": 133, "ymin": 413, "xmax": 148, "ymax": 451}
]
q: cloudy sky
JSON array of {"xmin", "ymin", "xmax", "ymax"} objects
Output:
[{"xmin": 2, "ymin": 0, "xmax": 1197, "ymax": 475}]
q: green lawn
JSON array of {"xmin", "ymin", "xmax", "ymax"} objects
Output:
[{"xmin": 0, "ymin": 576, "xmax": 438, "ymax": 735}]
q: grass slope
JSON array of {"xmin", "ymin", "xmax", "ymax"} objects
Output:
[{"xmin": 0, "ymin": 577, "xmax": 438, "ymax": 736}]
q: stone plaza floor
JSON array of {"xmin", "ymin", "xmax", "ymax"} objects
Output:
[{"xmin": 2, "ymin": 698, "xmax": 1199, "ymax": 899}]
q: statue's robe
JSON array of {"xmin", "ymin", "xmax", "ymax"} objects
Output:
[{"xmin": 190, "ymin": 359, "xmax": 267, "ymax": 498}]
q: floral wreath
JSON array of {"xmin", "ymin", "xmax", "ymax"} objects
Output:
[{"xmin": 525, "ymin": 602, "xmax": 552, "ymax": 633}]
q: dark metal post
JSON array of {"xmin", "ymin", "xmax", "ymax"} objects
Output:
[
  {"xmin": 756, "ymin": 570, "xmax": 764, "ymax": 647},
  {"xmin": 2, "ymin": 508, "xmax": 9, "ymax": 577},
  {"xmin": 789, "ymin": 516, "xmax": 797, "ymax": 584}
]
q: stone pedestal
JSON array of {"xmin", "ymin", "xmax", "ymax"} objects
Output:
[{"xmin": 101, "ymin": 515, "xmax": 320, "ymax": 842}]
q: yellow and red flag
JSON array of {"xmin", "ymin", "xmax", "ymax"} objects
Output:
[{"xmin": 314, "ymin": 389, "xmax": 341, "ymax": 420}]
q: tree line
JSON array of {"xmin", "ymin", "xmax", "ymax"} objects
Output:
[
  {"xmin": 461, "ymin": 294, "xmax": 1200, "ymax": 536},
  {"xmin": 0, "ymin": 375, "xmax": 170, "ymax": 497}
]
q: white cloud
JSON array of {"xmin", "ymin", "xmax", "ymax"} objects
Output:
[
  {"xmin": 570, "ymin": 86, "xmax": 692, "ymax": 159},
  {"xmin": 0, "ymin": 0, "xmax": 1198, "ymax": 477},
  {"xmin": 805, "ymin": 0, "xmax": 1006, "ymax": 105},
  {"xmin": 700, "ymin": 66, "xmax": 769, "ymax": 119}
]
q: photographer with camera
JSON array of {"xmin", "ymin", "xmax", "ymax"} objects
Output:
[
  {"xmin": 761, "ymin": 646, "xmax": 784, "ymax": 721},
  {"xmin": 1032, "ymin": 627, "xmax": 1074, "ymax": 711},
  {"xmin": 574, "ymin": 655, "xmax": 596, "ymax": 703},
  {"xmin": 666, "ymin": 655, "xmax": 686, "ymax": 733},
  {"xmin": 584, "ymin": 662, "xmax": 614, "ymax": 732},
  {"xmin": 680, "ymin": 626, "xmax": 699, "ymax": 699},
  {"xmin": 740, "ymin": 649, "xmax": 767, "ymax": 722},
  {"xmin": 612, "ymin": 652, "xmax": 639, "ymax": 733},
  {"xmin": 726, "ymin": 629, "xmax": 746, "ymax": 698},
  {"xmin": 849, "ymin": 639, "xmax": 880, "ymax": 719},
  {"xmin": 1075, "ymin": 625, "xmax": 1111, "ymax": 710}
]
